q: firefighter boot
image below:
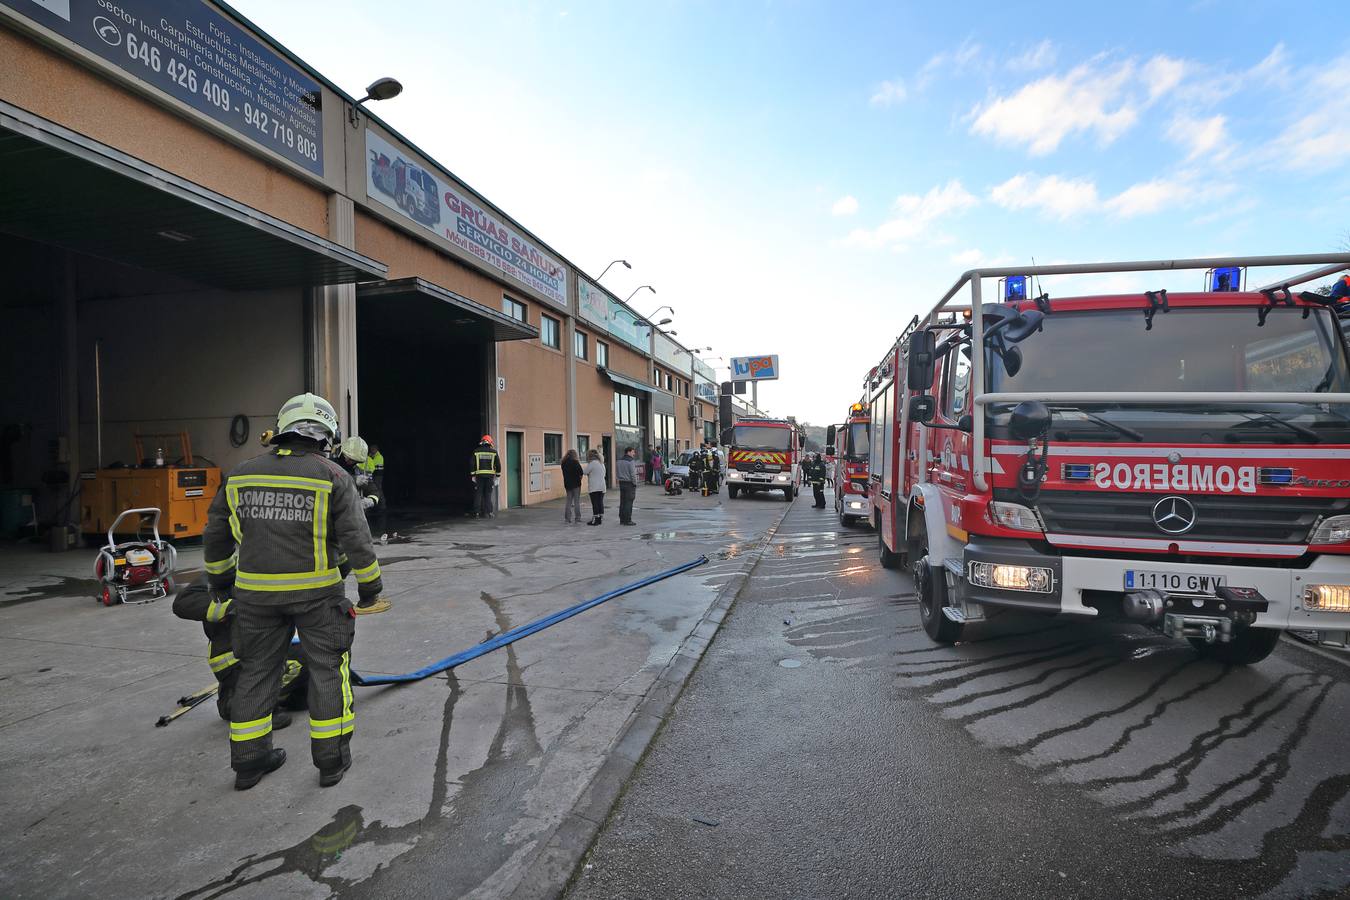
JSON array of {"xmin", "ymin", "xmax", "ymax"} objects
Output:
[
  {"xmin": 234, "ymin": 748, "xmax": 286, "ymax": 791},
  {"xmin": 319, "ymin": 758, "xmax": 352, "ymax": 788}
]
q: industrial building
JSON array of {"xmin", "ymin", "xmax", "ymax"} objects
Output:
[{"xmin": 0, "ymin": 0, "xmax": 747, "ymax": 537}]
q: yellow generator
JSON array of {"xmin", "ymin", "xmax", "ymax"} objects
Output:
[{"xmin": 81, "ymin": 433, "xmax": 221, "ymax": 540}]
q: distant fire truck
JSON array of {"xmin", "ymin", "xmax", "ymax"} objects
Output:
[
  {"xmin": 725, "ymin": 417, "xmax": 803, "ymax": 501},
  {"xmin": 826, "ymin": 402, "xmax": 871, "ymax": 526},
  {"xmin": 866, "ymin": 254, "xmax": 1350, "ymax": 665}
]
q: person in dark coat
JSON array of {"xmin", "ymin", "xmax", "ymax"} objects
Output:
[{"xmin": 561, "ymin": 449, "xmax": 584, "ymax": 524}]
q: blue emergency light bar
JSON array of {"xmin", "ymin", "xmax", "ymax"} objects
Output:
[
  {"xmin": 1004, "ymin": 275, "xmax": 1028, "ymax": 303},
  {"xmin": 1210, "ymin": 266, "xmax": 1242, "ymax": 292},
  {"xmin": 1061, "ymin": 463, "xmax": 1093, "ymax": 481},
  {"xmin": 1258, "ymin": 467, "xmax": 1293, "ymax": 485}
]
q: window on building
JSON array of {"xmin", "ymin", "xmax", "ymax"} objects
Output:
[
  {"xmin": 574, "ymin": 330, "xmax": 588, "ymax": 360},
  {"xmin": 615, "ymin": 391, "xmax": 640, "ymax": 426},
  {"xmin": 577, "ymin": 434, "xmax": 590, "ymax": 456},
  {"xmin": 544, "ymin": 433, "xmax": 563, "ymax": 464},
  {"xmin": 503, "ymin": 296, "xmax": 526, "ymax": 322},
  {"xmin": 653, "ymin": 367, "xmax": 660, "ymax": 386},
  {"xmin": 596, "ymin": 341, "xmax": 609, "ymax": 368},
  {"xmin": 665, "ymin": 373, "xmax": 673, "ymax": 392},
  {"xmin": 541, "ymin": 314, "xmax": 560, "ymax": 349}
]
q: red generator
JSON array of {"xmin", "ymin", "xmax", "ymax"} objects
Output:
[{"xmin": 94, "ymin": 508, "xmax": 178, "ymax": 606}]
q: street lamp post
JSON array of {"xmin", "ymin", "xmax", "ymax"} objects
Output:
[
  {"xmin": 596, "ymin": 259, "xmax": 631, "ymax": 282},
  {"xmin": 624, "ymin": 286, "xmax": 657, "ymax": 305},
  {"xmin": 349, "ymin": 76, "xmax": 403, "ymax": 126}
]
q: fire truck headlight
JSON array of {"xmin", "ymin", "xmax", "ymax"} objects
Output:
[
  {"xmin": 988, "ymin": 501, "xmax": 1043, "ymax": 533},
  {"xmin": 728, "ymin": 471, "xmax": 743, "ymax": 481},
  {"xmin": 968, "ymin": 561, "xmax": 1054, "ymax": 593},
  {"xmin": 847, "ymin": 501, "xmax": 865, "ymax": 510},
  {"xmin": 774, "ymin": 473, "xmax": 790, "ymax": 482},
  {"xmin": 1304, "ymin": 584, "xmax": 1350, "ymax": 612},
  {"xmin": 1310, "ymin": 516, "xmax": 1350, "ymax": 545}
]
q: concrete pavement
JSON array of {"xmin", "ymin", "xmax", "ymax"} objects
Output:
[{"xmin": 0, "ymin": 485, "xmax": 789, "ymax": 899}]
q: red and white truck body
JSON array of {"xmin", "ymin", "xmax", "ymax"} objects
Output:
[
  {"xmin": 827, "ymin": 404, "xmax": 872, "ymax": 526},
  {"xmin": 867, "ymin": 254, "xmax": 1350, "ymax": 663},
  {"xmin": 725, "ymin": 417, "xmax": 802, "ymax": 501}
]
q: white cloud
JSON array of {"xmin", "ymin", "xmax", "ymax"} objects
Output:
[
  {"xmin": 970, "ymin": 54, "xmax": 1189, "ymax": 155},
  {"xmin": 951, "ymin": 248, "xmax": 1015, "ymax": 267},
  {"xmin": 1269, "ymin": 59, "xmax": 1350, "ymax": 172},
  {"xmin": 970, "ymin": 61, "xmax": 1139, "ymax": 155},
  {"xmin": 915, "ymin": 39, "xmax": 985, "ymax": 90},
  {"xmin": 1008, "ymin": 40, "xmax": 1055, "ymax": 72},
  {"xmin": 989, "ymin": 173, "xmax": 1100, "ymax": 218},
  {"xmin": 844, "ymin": 180, "xmax": 978, "ymax": 249},
  {"xmin": 1248, "ymin": 43, "xmax": 1291, "ymax": 89},
  {"xmin": 869, "ymin": 78, "xmax": 907, "ymax": 107},
  {"xmin": 1142, "ymin": 55, "xmax": 1187, "ymax": 100},
  {"xmin": 1104, "ymin": 178, "xmax": 1197, "ymax": 217},
  {"xmin": 831, "ymin": 194, "xmax": 859, "ymax": 216},
  {"xmin": 1167, "ymin": 113, "xmax": 1228, "ymax": 161}
]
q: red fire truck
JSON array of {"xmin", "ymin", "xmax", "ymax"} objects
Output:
[
  {"xmin": 826, "ymin": 402, "xmax": 871, "ymax": 526},
  {"xmin": 867, "ymin": 253, "xmax": 1350, "ymax": 665},
  {"xmin": 726, "ymin": 417, "xmax": 803, "ymax": 501}
]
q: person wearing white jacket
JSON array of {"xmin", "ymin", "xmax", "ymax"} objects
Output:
[{"xmin": 584, "ymin": 449, "xmax": 607, "ymax": 526}]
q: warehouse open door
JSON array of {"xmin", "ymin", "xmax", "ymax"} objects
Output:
[{"xmin": 356, "ymin": 278, "xmax": 537, "ymax": 514}]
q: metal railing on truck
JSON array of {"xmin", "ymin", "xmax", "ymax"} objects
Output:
[{"xmin": 905, "ymin": 253, "xmax": 1350, "ymax": 492}]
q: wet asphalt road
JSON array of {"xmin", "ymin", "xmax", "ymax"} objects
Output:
[{"xmin": 569, "ymin": 491, "xmax": 1350, "ymax": 900}]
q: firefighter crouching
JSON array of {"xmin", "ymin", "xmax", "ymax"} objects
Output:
[
  {"xmin": 472, "ymin": 435, "xmax": 501, "ymax": 518},
  {"xmin": 204, "ymin": 392, "xmax": 385, "ymax": 791},
  {"xmin": 172, "ymin": 575, "xmax": 309, "ymax": 724}
]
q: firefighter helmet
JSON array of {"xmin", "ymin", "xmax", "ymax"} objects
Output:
[
  {"xmin": 339, "ymin": 436, "xmax": 369, "ymax": 464},
  {"xmin": 275, "ymin": 393, "xmax": 340, "ymax": 445},
  {"xmin": 481, "ymin": 434, "xmax": 495, "ymax": 445}
]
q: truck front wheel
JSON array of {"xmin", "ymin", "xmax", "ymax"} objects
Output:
[
  {"xmin": 878, "ymin": 527, "xmax": 903, "ymax": 570},
  {"xmin": 1190, "ymin": 628, "xmax": 1280, "ymax": 665},
  {"xmin": 914, "ymin": 523, "xmax": 962, "ymax": 644},
  {"xmin": 783, "ymin": 486, "xmax": 794, "ymax": 501},
  {"xmin": 728, "ymin": 485, "xmax": 739, "ymax": 499}
]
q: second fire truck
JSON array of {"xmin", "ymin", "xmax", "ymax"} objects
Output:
[{"xmin": 826, "ymin": 402, "xmax": 872, "ymax": 526}]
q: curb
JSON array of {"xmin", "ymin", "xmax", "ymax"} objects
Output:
[
  {"xmin": 506, "ymin": 502, "xmax": 794, "ymax": 900},
  {"xmin": 1280, "ymin": 632, "xmax": 1350, "ymax": 669}
]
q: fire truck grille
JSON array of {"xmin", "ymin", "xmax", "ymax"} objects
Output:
[{"xmin": 1018, "ymin": 490, "xmax": 1350, "ymax": 545}]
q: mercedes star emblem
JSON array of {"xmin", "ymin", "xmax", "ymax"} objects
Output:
[{"xmin": 1152, "ymin": 496, "xmax": 1197, "ymax": 535}]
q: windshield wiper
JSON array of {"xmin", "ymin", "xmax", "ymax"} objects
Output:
[
  {"xmin": 1051, "ymin": 408, "xmax": 1145, "ymax": 441},
  {"xmin": 1227, "ymin": 411, "xmax": 1321, "ymax": 443}
]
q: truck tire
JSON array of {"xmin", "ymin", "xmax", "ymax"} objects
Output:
[
  {"xmin": 728, "ymin": 485, "xmax": 739, "ymax": 499},
  {"xmin": 784, "ymin": 486, "xmax": 794, "ymax": 501},
  {"xmin": 878, "ymin": 528, "xmax": 904, "ymax": 570},
  {"xmin": 1190, "ymin": 628, "xmax": 1280, "ymax": 665},
  {"xmin": 914, "ymin": 522, "xmax": 962, "ymax": 644}
]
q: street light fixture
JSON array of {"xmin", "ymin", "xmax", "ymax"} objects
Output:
[
  {"xmin": 597, "ymin": 259, "xmax": 631, "ymax": 282},
  {"xmin": 349, "ymin": 76, "xmax": 403, "ymax": 126},
  {"xmin": 623, "ymin": 284, "xmax": 656, "ymax": 306}
]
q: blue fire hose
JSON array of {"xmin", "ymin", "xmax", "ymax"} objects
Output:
[{"xmin": 350, "ymin": 555, "xmax": 709, "ymax": 687}]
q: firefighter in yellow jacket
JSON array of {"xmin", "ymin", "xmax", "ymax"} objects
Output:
[
  {"xmin": 204, "ymin": 393, "xmax": 384, "ymax": 791},
  {"xmin": 471, "ymin": 435, "xmax": 501, "ymax": 518}
]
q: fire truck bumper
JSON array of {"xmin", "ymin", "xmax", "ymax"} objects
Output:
[
  {"xmin": 958, "ymin": 538, "xmax": 1350, "ymax": 633},
  {"xmin": 841, "ymin": 494, "xmax": 871, "ymax": 518}
]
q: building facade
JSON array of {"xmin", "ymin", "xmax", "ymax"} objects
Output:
[{"xmin": 0, "ymin": 0, "xmax": 722, "ymax": 523}]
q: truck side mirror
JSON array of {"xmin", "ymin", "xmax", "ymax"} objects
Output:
[
  {"xmin": 825, "ymin": 424, "xmax": 836, "ymax": 447},
  {"xmin": 825, "ymin": 445, "xmax": 836, "ymax": 457},
  {"xmin": 907, "ymin": 331, "xmax": 936, "ymax": 391},
  {"xmin": 909, "ymin": 395, "xmax": 936, "ymax": 424}
]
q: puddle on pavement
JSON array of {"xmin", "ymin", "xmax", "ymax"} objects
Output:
[
  {"xmin": 777, "ymin": 658, "xmax": 803, "ymax": 668},
  {"xmin": 0, "ymin": 575, "xmax": 103, "ymax": 608},
  {"xmin": 638, "ymin": 531, "xmax": 706, "ymax": 541}
]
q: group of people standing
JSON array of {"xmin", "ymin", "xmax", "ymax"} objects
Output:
[{"xmin": 560, "ymin": 446, "xmax": 640, "ymax": 526}]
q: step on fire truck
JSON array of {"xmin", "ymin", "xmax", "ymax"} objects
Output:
[
  {"xmin": 726, "ymin": 417, "xmax": 804, "ymax": 501},
  {"xmin": 827, "ymin": 402, "xmax": 872, "ymax": 526},
  {"xmin": 867, "ymin": 253, "xmax": 1350, "ymax": 665}
]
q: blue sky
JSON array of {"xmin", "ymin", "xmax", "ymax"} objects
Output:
[{"xmin": 232, "ymin": 0, "xmax": 1350, "ymax": 424}]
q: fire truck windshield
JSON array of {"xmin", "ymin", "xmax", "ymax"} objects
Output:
[
  {"xmin": 732, "ymin": 425, "xmax": 792, "ymax": 451},
  {"xmin": 847, "ymin": 423, "xmax": 870, "ymax": 458},
  {"xmin": 986, "ymin": 306, "xmax": 1350, "ymax": 442}
]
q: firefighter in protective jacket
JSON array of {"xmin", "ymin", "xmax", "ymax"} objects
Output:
[
  {"xmin": 204, "ymin": 392, "xmax": 384, "ymax": 791},
  {"xmin": 471, "ymin": 435, "xmax": 501, "ymax": 518}
]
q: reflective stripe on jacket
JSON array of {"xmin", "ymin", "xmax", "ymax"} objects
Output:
[
  {"xmin": 472, "ymin": 447, "xmax": 500, "ymax": 476},
  {"xmin": 204, "ymin": 446, "xmax": 382, "ymax": 604}
]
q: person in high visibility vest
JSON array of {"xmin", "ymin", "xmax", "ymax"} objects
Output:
[{"xmin": 471, "ymin": 435, "xmax": 502, "ymax": 518}]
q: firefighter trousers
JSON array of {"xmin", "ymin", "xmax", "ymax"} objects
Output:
[{"xmin": 229, "ymin": 593, "xmax": 355, "ymax": 774}]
